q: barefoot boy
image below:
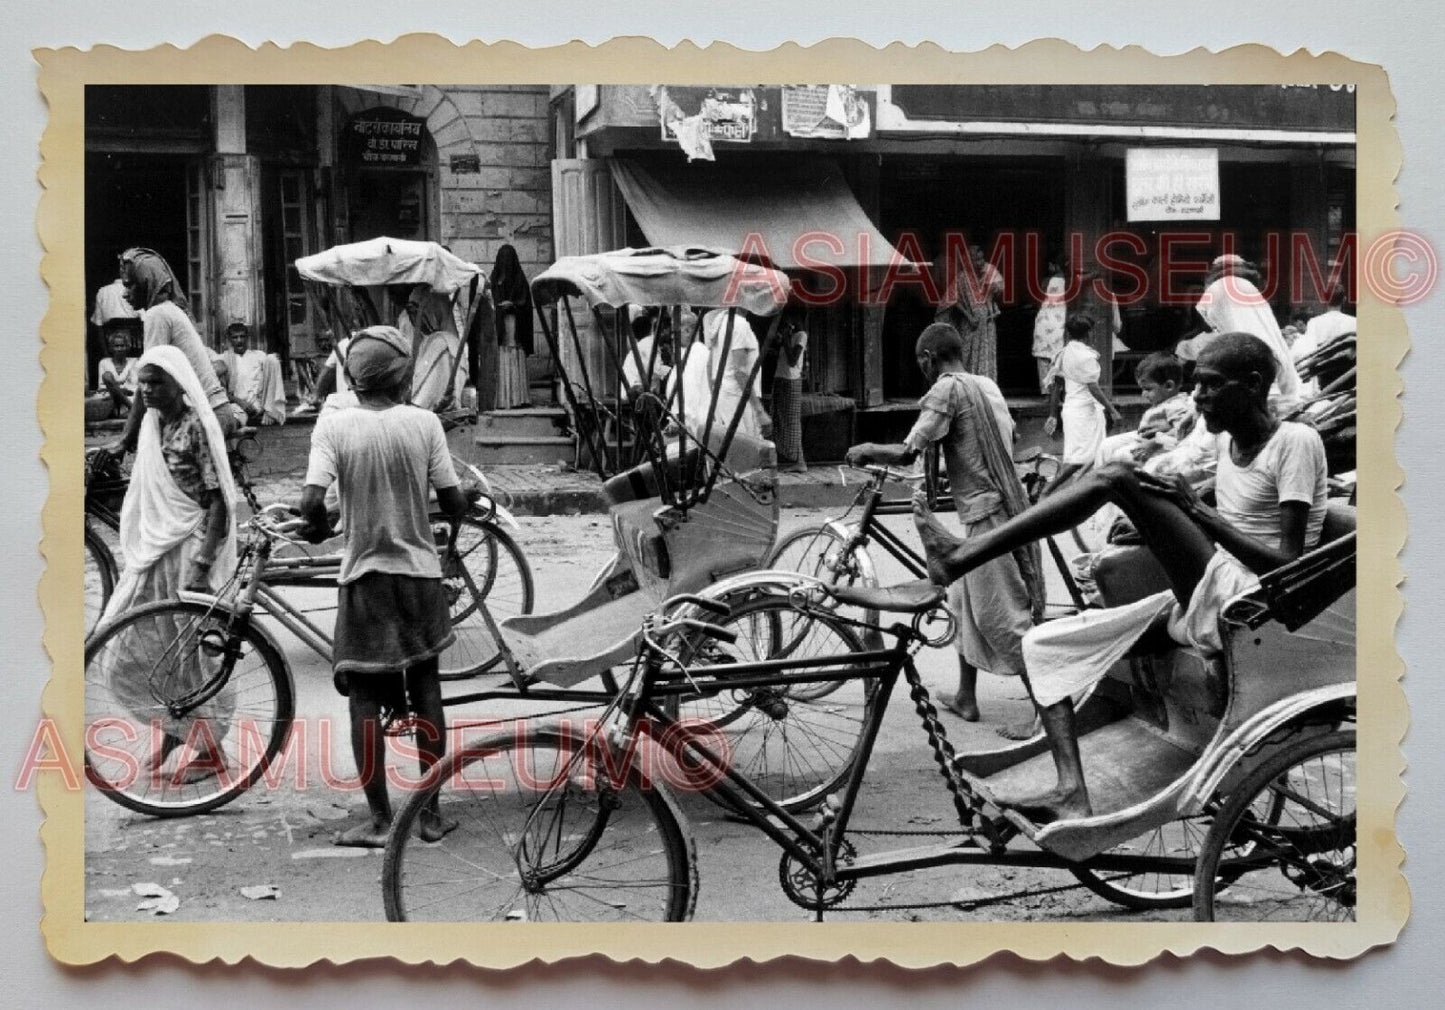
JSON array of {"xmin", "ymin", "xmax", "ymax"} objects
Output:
[
  {"xmin": 845, "ymin": 323, "xmax": 1043, "ymax": 724},
  {"xmin": 299, "ymin": 326, "xmax": 471, "ymax": 847}
]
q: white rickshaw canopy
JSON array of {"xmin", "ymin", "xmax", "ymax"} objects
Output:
[
  {"xmin": 530, "ymin": 247, "xmax": 793, "ymax": 315},
  {"xmin": 295, "ymin": 237, "xmax": 484, "ymax": 295}
]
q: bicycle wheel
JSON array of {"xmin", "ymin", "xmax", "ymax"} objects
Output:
[
  {"xmin": 672, "ymin": 594, "xmax": 877, "ymax": 814},
  {"xmin": 769, "ymin": 524, "xmax": 870, "ymax": 592},
  {"xmin": 83, "ymin": 523, "xmax": 118, "ymax": 637},
  {"xmin": 382, "ymin": 727, "xmax": 697, "ymax": 922},
  {"xmin": 1071, "ymin": 816, "xmax": 1214, "ymax": 910},
  {"xmin": 437, "ymin": 517, "xmax": 535, "ymax": 680},
  {"xmin": 84, "ymin": 599, "xmax": 294, "ymax": 817},
  {"xmin": 768, "ymin": 523, "xmax": 880, "ymax": 684},
  {"xmin": 1194, "ymin": 729, "xmax": 1356, "ymax": 921}
]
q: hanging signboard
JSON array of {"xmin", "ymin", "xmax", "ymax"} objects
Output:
[
  {"xmin": 655, "ymin": 86, "xmax": 757, "ymax": 161},
  {"xmin": 781, "ymin": 85, "xmax": 872, "ymax": 139},
  {"xmin": 343, "ymin": 107, "xmax": 426, "ymax": 167},
  {"xmin": 1126, "ymin": 147, "xmax": 1221, "ymax": 221}
]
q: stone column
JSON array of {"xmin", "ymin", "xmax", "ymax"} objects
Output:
[{"xmin": 209, "ymin": 86, "xmax": 264, "ymax": 343}]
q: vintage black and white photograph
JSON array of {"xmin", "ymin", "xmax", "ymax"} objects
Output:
[{"xmin": 74, "ymin": 77, "xmax": 1363, "ymax": 932}]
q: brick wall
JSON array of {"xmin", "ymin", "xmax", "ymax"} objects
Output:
[{"xmin": 436, "ymin": 86, "xmax": 554, "ymax": 294}]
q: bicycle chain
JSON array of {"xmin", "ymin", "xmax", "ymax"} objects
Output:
[{"xmin": 900, "ymin": 661, "xmax": 1011, "ymax": 854}]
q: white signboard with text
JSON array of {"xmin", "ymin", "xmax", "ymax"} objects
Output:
[{"xmin": 1126, "ymin": 147, "xmax": 1221, "ymax": 221}]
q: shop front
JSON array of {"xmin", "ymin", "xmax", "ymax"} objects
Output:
[{"xmin": 555, "ymin": 83, "xmax": 1355, "ymax": 444}]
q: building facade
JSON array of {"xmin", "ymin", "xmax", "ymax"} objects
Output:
[
  {"xmin": 554, "ymin": 83, "xmax": 1356, "ymax": 412},
  {"xmin": 85, "ymin": 84, "xmax": 555, "ymax": 384}
]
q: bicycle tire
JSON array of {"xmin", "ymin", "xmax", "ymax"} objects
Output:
[
  {"xmin": 84, "ymin": 522, "xmax": 118, "ymax": 638},
  {"xmin": 1193, "ymin": 729, "xmax": 1356, "ymax": 921},
  {"xmin": 382, "ymin": 727, "xmax": 697, "ymax": 922},
  {"xmin": 1070, "ymin": 816, "xmax": 1216, "ymax": 910},
  {"xmin": 437, "ymin": 517, "xmax": 535, "ymax": 680},
  {"xmin": 768, "ymin": 522, "xmax": 882, "ymax": 674},
  {"xmin": 671, "ymin": 594, "xmax": 878, "ymax": 814},
  {"xmin": 84, "ymin": 598, "xmax": 295, "ymax": 818}
]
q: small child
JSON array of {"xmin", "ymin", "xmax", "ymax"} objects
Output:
[{"xmin": 1095, "ymin": 352, "xmax": 1195, "ymax": 468}]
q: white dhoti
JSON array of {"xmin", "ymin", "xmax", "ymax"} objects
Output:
[
  {"xmin": 946, "ymin": 511, "xmax": 1033, "ymax": 677},
  {"xmin": 1022, "ymin": 549, "xmax": 1259, "ymax": 708},
  {"xmin": 1061, "ymin": 400, "xmax": 1106, "ymax": 466}
]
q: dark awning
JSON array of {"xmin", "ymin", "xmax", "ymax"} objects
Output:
[{"xmin": 610, "ymin": 157, "xmax": 913, "ymax": 271}]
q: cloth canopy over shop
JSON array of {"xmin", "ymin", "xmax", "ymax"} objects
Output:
[
  {"xmin": 295, "ymin": 237, "xmax": 483, "ymax": 293},
  {"xmin": 531, "ymin": 247, "xmax": 792, "ymax": 315},
  {"xmin": 610, "ymin": 158, "xmax": 916, "ymax": 270}
]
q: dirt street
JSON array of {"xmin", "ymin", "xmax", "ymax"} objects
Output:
[{"xmin": 84, "ymin": 508, "xmax": 1192, "ymax": 924}]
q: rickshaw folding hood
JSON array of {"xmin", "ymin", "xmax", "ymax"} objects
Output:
[
  {"xmin": 295, "ymin": 237, "xmax": 485, "ymax": 295},
  {"xmin": 530, "ymin": 247, "xmax": 792, "ymax": 315}
]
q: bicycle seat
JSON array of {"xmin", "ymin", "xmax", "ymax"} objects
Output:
[
  {"xmin": 1012, "ymin": 446, "xmax": 1043, "ymax": 464},
  {"xmin": 228, "ymin": 426, "xmax": 260, "ymax": 443},
  {"xmin": 830, "ymin": 579, "xmax": 944, "ymax": 614}
]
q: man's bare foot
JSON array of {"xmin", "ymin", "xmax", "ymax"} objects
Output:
[
  {"xmin": 995, "ymin": 716, "xmax": 1042, "ymax": 741},
  {"xmin": 335, "ymin": 821, "xmax": 391, "ymax": 848},
  {"xmin": 941, "ymin": 695, "xmax": 980, "ymax": 722},
  {"xmin": 911, "ymin": 494, "xmax": 966, "ymax": 585},
  {"xmin": 996, "ymin": 786, "xmax": 1092, "ymax": 824},
  {"xmin": 145, "ymin": 735, "xmax": 183, "ymax": 773},
  {"xmin": 173, "ymin": 749, "xmax": 234, "ymax": 785},
  {"xmin": 418, "ymin": 811, "xmax": 460, "ymax": 843}
]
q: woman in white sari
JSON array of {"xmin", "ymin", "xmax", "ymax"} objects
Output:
[{"xmin": 98, "ymin": 345, "xmax": 239, "ymax": 777}]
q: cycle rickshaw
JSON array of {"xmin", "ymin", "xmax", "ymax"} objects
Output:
[
  {"xmin": 83, "ymin": 247, "xmax": 864, "ymax": 819},
  {"xmin": 83, "ymin": 238, "xmax": 535, "ymax": 813},
  {"xmin": 377, "ymin": 246, "xmax": 1357, "ymax": 921}
]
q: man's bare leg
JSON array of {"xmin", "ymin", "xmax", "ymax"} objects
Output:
[
  {"xmin": 336, "ymin": 688, "xmax": 392, "ymax": 847},
  {"xmin": 942, "ymin": 659, "xmax": 980, "ymax": 722},
  {"xmin": 993, "ymin": 700, "xmax": 1092, "ymax": 822},
  {"xmin": 406, "ymin": 659, "xmax": 458, "ymax": 842},
  {"xmin": 913, "ymin": 463, "xmax": 1216, "ymax": 606}
]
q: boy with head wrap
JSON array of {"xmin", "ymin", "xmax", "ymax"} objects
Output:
[{"xmin": 298, "ymin": 325, "xmax": 474, "ymax": 846}]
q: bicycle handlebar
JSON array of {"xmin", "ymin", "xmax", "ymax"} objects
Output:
[{"xmin": 839, "ymin": 463, "xmax": 927, "ymax": 488}]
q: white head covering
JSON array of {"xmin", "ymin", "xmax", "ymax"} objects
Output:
[
  {"xmin": 116, "ymin": 345, "xmax": 238, "ymax": 584},
  {"xmin": 1197, "ymin": 275, "xmax": 1302, "ymax": 410},
  {"xmin": 697, "ymin": 309, "xmax": 765, "ymax": 440}
]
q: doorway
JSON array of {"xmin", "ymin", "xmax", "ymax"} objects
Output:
[
  {"xmin": 84, "ymin": 151, "xmax": 193, "ymax": 374},
  {"xmin": 347, "ymin": 168, "xmax": 432, "ymax": 243},
  {"xmin": 878, "ymin": 156, "xmax": 1067, "ymax": 399}
]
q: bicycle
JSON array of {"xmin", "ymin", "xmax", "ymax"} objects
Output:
[
  {"xmin": 380, "ymin": 572, "xmax": 1356, "ymax": 923},
  {"xmin": 768, "ymin": 453, "xmax": 1093, "ymax": 631},
  {"xmin": 83, "ymin": 503, "xmax": 529, "ymax": 817},
  {"xmin": 83, "ymin": 426, "xmax": 533, "ymax": 665}
]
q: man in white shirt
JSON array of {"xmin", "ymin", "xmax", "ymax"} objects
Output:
[
  {"xmin": 1291, "ymin": 287, "xmax": 1356, "ymax": 397},
  {"xmin": 95, "ymin": 328, "xmax": 139, "ymax": 417},
  {"xmin": 299, "ymin": 326, "xmax": 473, "ymax": 848},
  {"xmin": 221, "ymin": 321, "xmax": 287, "ymax": 425},
  {"xmin": 911, "ymin": 332, "xmax": 1331, "ymax": 821}
]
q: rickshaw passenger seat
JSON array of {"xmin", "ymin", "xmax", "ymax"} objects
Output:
[
  {"xmin": 604, "ymin": 449, "xmax": 703, "ymax": 505},
  {"xmin": 1093, "ymin": 545, "xmax": 1172, "ymax": 608},
  {"xmin": 1319, "ymin": 501, "xmax": 1356, "ymax": 543}
]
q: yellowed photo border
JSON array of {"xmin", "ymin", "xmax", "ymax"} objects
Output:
[{"xmin": 37, "ymin": 35, "xmax": 1408, "ymax": 968}]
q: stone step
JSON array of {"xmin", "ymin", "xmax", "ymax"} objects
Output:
[
  {"xmin": 474, "ymin": 433, "xmax": 576, "ymax": 467},
  {"xmin": 477, "ymin": 407, "xmax": 569, "ymax": 439}
]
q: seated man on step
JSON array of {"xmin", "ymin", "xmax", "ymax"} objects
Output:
[{"xmin": 909, "ymin": 332, "xmax": 1328, "ymax": 822}]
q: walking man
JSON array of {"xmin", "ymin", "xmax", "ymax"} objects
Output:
[
  {"xmin": 299, "ymin": 326, "xmax": 471, "ymax": 846},
  {"xmin": 845, "ymin": 323, "xmax": 1043, "ymax": 724}
]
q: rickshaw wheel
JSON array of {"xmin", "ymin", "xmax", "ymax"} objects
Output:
[
  {"xmin": 668, "ymin": 594, "xmax": 877, "ymax": 815},
  {"xmin": 1193, "ymin": 729, "xmax": 1356, "ymax": 922},
  {"xmin": 436, "ymin": 516, "xmax": 534, "ymax": 680}
]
